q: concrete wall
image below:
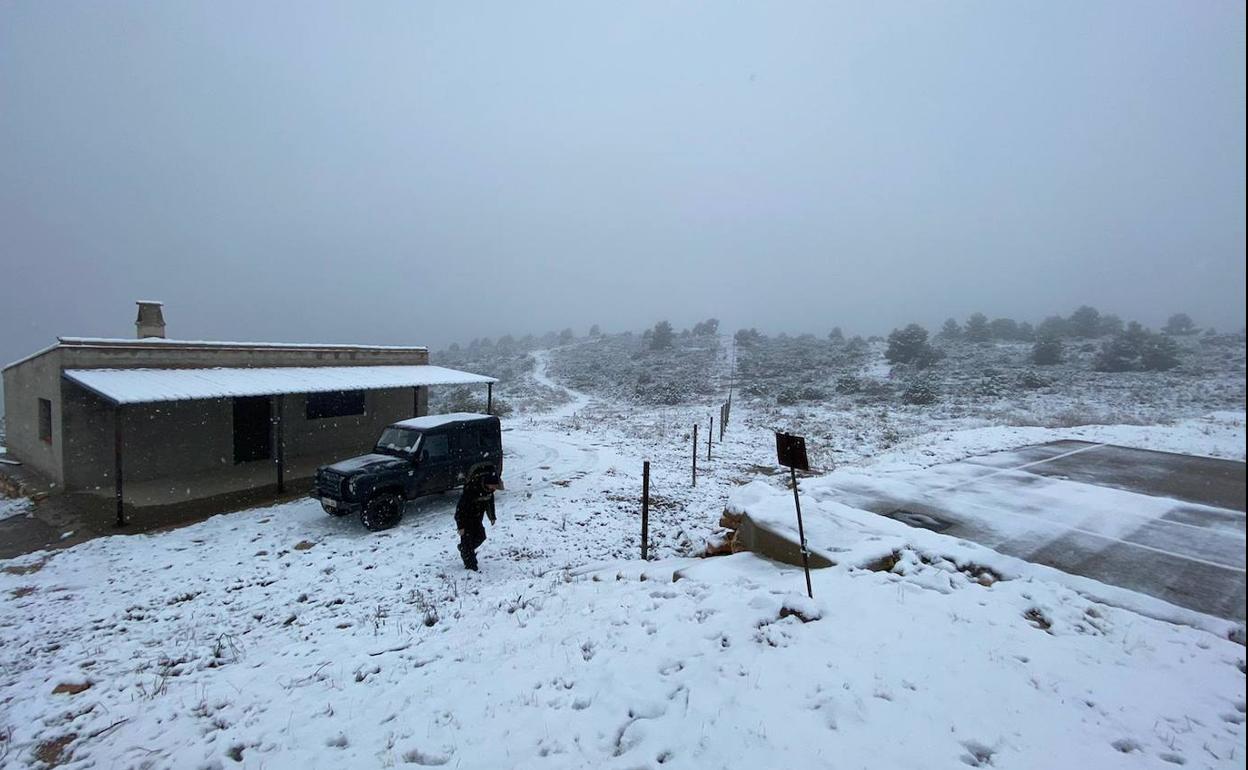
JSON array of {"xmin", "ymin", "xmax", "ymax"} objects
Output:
[
  {"xmin": 59, "ymin": 381, "xmax": 424, "ymax": 495},
  {"xmin": 2, "ymin": 349, "xmax": 65, "ymax": 484},
  {"xmin": 58, "ymin": 341, "xmax": 429, "ymax": 370},
  {"xmin": 5, "ymin": 340, "xmax": 441, "ymax": 500},
  {"xmin": 60, "ymin": 381, "xmax": 118, "ymax": 491},
  {"xmin": 280, "ymin": 387, "xmax": 418, "ymax": 468}
]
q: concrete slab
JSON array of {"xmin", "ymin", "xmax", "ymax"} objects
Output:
[
  {"xmin": 830, "ymin": 443, "xmax": 1247, "ymax": 621},
  {"xmin": 964, "ymin": 441, "xmax": 1246, "ymax": 512}
]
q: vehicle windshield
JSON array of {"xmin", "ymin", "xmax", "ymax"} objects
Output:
[{"xmin": 375, "ymin": 427, "xmax": 421, "ymax": 456}]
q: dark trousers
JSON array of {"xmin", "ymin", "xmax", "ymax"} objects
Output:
[{"xmin": 457, "ymin": 517, "xmax": 486, "ymax": 562}]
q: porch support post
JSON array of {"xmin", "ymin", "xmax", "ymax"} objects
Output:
[
  {"xmin": 274, "ymin": 395, "xmax": 285, "ymax": 494},
  {"xmin": 114, "ymin": 404, "xmax": 125, "ymax": 527},
  {"xmin": 487, "ymin": 383, "xmax": 494, "ymax": 415}
]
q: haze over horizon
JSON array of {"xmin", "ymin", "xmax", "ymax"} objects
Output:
[{"xmin": 2, "ymin": 1, "xmax": 1245, "ymax": 368}]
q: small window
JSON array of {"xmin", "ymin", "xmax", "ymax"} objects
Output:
[
  {"xmin": 422, "ymin": 434, "xmax": 450, "ymax": 460},
  {"xmin": 38, "ymin": 398, "xmax": 52, "ymax": 443},
  {"xmin": 450, "ymin": 428, "xmax": 476, "ymax": 454},
  {"xmin": 305, "ymin": 390, "xmax": 366, "ymax": 420}
]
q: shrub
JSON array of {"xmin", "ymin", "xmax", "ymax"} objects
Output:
[
  {"xmin": 901, "ymin": 381, "xmax": 939, "ymax": 405},
  {"xmin": 443, "ymin": 387, "xmax": 513, "ymax": 417},
  {"xmin": 1017, "ymin": 371, "xmax": 1050, "ymax": 390},
  {"xmin": 1094, "ymin": 324, "xmax": 1182, "ymax": 372},
  {"xmin": 1140, "ymin": 334, "xmax": 1181, "ymax": 371},
  {"xmin": 835, "ymin": 375, "xmax": 861, "ymax": 394},
  {"xmin": 1031, "ymin": 336, "xmax": 1064, "ymax": 365}
]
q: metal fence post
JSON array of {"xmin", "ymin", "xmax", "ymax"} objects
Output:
[
  {"xmin": 641, "ymin": 461, "xmax": 650, "ymax": 560},
  {"xmin": 692, "ymin": 424, "xmax": 698, "ymax": 487}
]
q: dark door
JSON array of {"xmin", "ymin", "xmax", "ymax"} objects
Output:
[
  {"xmin": 416, "ymin": 431, "xmax": 453, "ymax": 494},
  {"xmin": 233, "ymin": 396, "xmax": 272, "ymax": 464}
]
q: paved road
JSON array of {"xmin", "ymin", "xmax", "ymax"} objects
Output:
[{"xmin": 831, "ymin": 442, "xmax": 1246, "ymax": 621}]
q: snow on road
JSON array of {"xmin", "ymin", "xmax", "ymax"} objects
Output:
[
  {"xmin": 529, "ymin": 349, "xmax": 590, "ymax": 420},
  {"xmin": 0, "ymin": 361, "xmax": 1244, "ymax": 769}
]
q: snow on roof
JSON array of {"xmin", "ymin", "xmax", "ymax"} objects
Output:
[
  {"xmin": 63, "ymin": 365, "xmax": 496, "ymax": 405},
  {"xmin": 392, "ymin": 412, "xmax": 496, "ymax": 430}
]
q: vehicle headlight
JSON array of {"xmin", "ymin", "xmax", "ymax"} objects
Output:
[{"xmin": 348, "ymin": 477, "xmax": 361, "ymax": 495}]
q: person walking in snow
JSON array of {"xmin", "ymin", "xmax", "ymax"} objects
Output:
[{"xmin": 455, "ymin": 471, "xmax": 502, "ymax": 571}]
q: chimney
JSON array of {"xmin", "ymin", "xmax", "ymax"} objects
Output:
[{"xmin": 135, "ymin": 300, "xmax": 166, "ymax": 339}]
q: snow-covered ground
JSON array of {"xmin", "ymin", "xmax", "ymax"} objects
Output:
[
  {"xmin": 0, "ymin": 498, "xmax": 30, "ymax": 524},
  {"xmin": 0, "ymin": 352, "xmax": 1244, "ymax": 768}
]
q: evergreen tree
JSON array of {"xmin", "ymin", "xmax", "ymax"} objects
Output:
[
  {"xmin": 1163, "ymin": 313, "xmax": 1198, "ymax": 336},
  {"xmin": 1068, "ymin": 305, "xmax": 1102, "ymax": 338},
  {"xmin": 964, "ymin": 313, "xmax": 991, "ymax": 343},
  {"xmin": 734, "ymin": 328, "xmax": 763, "ymax": 348},
  {"xmin": 650, "ymin": 321, "xmax": 675, "ymax": 350},
  {"xmin": 1097, "ymin": 314, "xmax": 1124, "ymax": 337},
  {"xmin": 886, "ymin": 324, "xmax": 939, "ymax": 366},
  {"xmin": 828, "ymin": 327, "xmax": 844, "ymax": 343},
  {"xmin": 939, "ymin": 318, "xmax": 962, "ymax": 340},
  {"xmin": 1037, "ymin": 315, "xmax": 1068, "ymax": 339},
  {"xmin": 990, "ymin": 318, "xmax": 1021, "ymax": 341},
  {"xmin": 692, "ymin": 318, "xmax": 720, "ymax": 336}
]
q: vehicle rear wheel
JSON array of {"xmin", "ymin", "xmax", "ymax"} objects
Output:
[{"xmin": 361, "ymin": 492, "xmax": 403, "ymax": 531}]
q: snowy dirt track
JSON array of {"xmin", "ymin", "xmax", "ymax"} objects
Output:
[{"xmin": 0, "ymin": 354, "xmax": 1245, "ymax": 769}]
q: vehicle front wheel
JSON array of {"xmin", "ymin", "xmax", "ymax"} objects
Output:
[{"xmin": 361, "ymin": 492, "xmax": 403, "ymax": 531}]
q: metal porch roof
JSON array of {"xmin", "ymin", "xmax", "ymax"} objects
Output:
[{"xmin": 63, "ymin": 365, "xmax": 497, "ymax": 405}]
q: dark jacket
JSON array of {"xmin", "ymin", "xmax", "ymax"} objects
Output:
[{"xmin": 455, "ymin": 478, "xmax": 495, "ymax": 528}]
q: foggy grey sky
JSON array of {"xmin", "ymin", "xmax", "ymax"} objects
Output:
[{"xmin": 2, "ymin": 1, "xmax": 1244, "ymax": 367}]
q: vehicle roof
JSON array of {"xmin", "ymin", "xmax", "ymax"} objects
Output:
[{"xmin": 390, "ymin": 412, "xmax": 498, "ymax": 431}]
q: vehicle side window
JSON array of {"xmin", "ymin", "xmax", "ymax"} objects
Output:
[
  {"xmin": 449, "ymin": 428, "xmax": 470, "ymax": 454},
  {"xmin": 423, "ymin": 433, "xmax": 449, "ymax": 460}
]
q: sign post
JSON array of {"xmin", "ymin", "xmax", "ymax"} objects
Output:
[{"xmin": 776, "ymin": 432, "xmax": 813, "ymax": 598}]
